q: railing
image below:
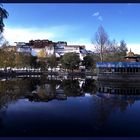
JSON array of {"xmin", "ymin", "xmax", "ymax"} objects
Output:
[
  {"xmin": 0, "ymin": 69, "xmax": 42, "ymax": 78},
  {"xmin": 98, "ymin": 72, "xmax": 140, "ymax": 76},
  {"xmin": 97, "ymin": 73, "xmax": 140, "ymax": 82}
]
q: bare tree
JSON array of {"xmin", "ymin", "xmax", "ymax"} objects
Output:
[
  {"xmin": 119, "ymin": 40, "xmax": 128, "ymax": 55},
  {"xmin": 103, "ymin": 39, "xmax": 128, "ymax": 62},
  {"xmin": 93, "ymin": 26, "xmax": 109, "ymax": 62}
]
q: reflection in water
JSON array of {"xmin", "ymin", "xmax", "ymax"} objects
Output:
[
  {"xmin": 0, "ymin": 77, "xmax": 97, "ymax": 107},
  {"xmin": 0, "ymin": 80, "xmax": 91, "ymax": 107},
  {"xmin": 97, "ymin": 80, "xmax": 140, "ymax": 113},
  {"xmin": 97, "ymin": 80, "xmax": 140, "ymax": 94},
  {"xmin": 26, "ymin": 78, "xmax": 96, "ymax": 102},
  {"xmin": 91, "ymin": 80, "xmax": 140, "ymax": 133},
  {"xmin": 0, "ymin": 77, "xmax": 139, "ymax": 136},
  {"xmin": 62, "ymin": 79, "xmax": 82, "ymax": 97},
  {"xmin": 82, "ymin": 79, "xmax": 97, "ymax": 94}
]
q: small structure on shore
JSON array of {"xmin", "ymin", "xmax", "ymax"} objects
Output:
[
  {"xmin": 96, "ymin": 49, "xmax": 140, "ymax": 82},
  {"xmin": 125, "ymin": 49, "xmax": 140, "ymax": 62}
]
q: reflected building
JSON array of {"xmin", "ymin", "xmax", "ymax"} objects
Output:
[
  {"xmin": 25, "ymin": 79, "xmax": 96, "ymax": 102},
  {"xmin": 26, "ymin": 80, "xmax": 68, "ymax": 102},
  {"xmin": 97, "ymin": 80, "xmax": 140, "ymax": 95}
]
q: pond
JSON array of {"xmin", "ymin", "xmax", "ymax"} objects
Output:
[{"xmin": 0, "ymin": 77, "xmax": 139, "ymax": 136}]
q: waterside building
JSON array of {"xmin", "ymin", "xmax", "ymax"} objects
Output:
[
  {"xmin": 96, "ymin": 49, "xmax": 140, "ymax": 82},
  {"xmin": 15, "ymin": 39, "xmax": 91, "ymax": 60}
]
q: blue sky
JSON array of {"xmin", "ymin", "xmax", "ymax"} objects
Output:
[{"xmin": 3, "ymin": 3, "xmax": 140, "ymax": 52}]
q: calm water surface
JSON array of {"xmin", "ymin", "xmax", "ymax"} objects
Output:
[{"xmin": 0, "ymin": 77, "xmax": 139, "ymax": 136}]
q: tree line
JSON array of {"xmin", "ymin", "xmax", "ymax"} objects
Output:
[{"xmin": 0, "ymin": 48, "xmax": 95, "ymax": 72}]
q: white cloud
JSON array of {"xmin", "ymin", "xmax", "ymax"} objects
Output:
[
  {"xmin": 98, "ymin": 16, "xmax": 103, "ymax": 21},
  {"xmin": 3, "ymin": 27, "xmax": 55, "ymax": 45},
  {"xmin": 3, "ymin": 25, "xmax": 96, "ymax": 52},
  {"xmin": 67, "ymin": 41, "xmax": 140, "ymax": 54},
  {"xmin": 92, "ymin": 12, "xmax": 99, "ymax": 17},
  {"xmin": 85, "ymin": 43, "xmax": 140, "ymax": 54},
  {"xmin": 3, "ymin": 25, "xmax": 79, "ymax": 45},
  {"xmin": 92, "ymin": 11, "xmax": 103, "ymax": 22},
  {"xmin": 67, "ymin": 38, "xmax": 95, "ymax": 51}
]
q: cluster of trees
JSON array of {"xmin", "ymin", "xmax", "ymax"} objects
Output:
[
  {"xmin": 0, "ymin": 4, "xmax": 8, "ymax": 45},
  {"xmin": 60, "ymin": 53, "xmax": 81, "ymax": 72},
  {"xmin": 45, "ymin": 53, "xmax": 95, "ymax": 72},
  {"xmin": 0, "ymin": 49, "xmax": 39, "ymax": 69},
  {"xmin": 0, "ymin": 47, "xmax": 95, "ymax": 73},
  {"xmin": 0, "ymin": 4, "xmax": 8, "ymax": 33},
  {"xmin": 93, "ymin": 26, "xmax": 128, "ymax": 62}
]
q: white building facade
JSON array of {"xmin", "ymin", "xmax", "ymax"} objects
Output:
[{"xmin": 16, "ymin": 42, "xmax": 32, "ymax": 54}]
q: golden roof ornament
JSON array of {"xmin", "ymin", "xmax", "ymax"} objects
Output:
[{"xmin": 126, "ymin": 48, "xmax": 135, "ymax": 57}]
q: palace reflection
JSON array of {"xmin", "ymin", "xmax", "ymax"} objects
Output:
[
  {"xmin": 0, "ymin": 77, "xmax": 96, "ymax": 106},
  {"xmin": 0, "ymin": 77, "xmax": 139, "ymax": 107},
  {"xmin": 25, "ymin": 78, "xmax": 96, "ymax": 102}
]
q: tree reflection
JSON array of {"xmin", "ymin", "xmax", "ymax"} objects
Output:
[
  {"xmin": 62, "ymin": 79, "xmax": 83, "ymax": 97},
  {"xmin": 86, "ymin": 80, "xmax": 140, "ymax": 131},
  {"xmin": 82, "ymin": 79, "xmax": 97, "ymax": 94},
  {"xmin": 26, "ymin": 79, "xmax": 62, "ymax": 102},
  {"xmin": 0, "ymin": 78, "xmax": 42, "ymax": 109},
  {"xmin": 88, "ymin": 93, "xmax": 137, "ymax": 132}
]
